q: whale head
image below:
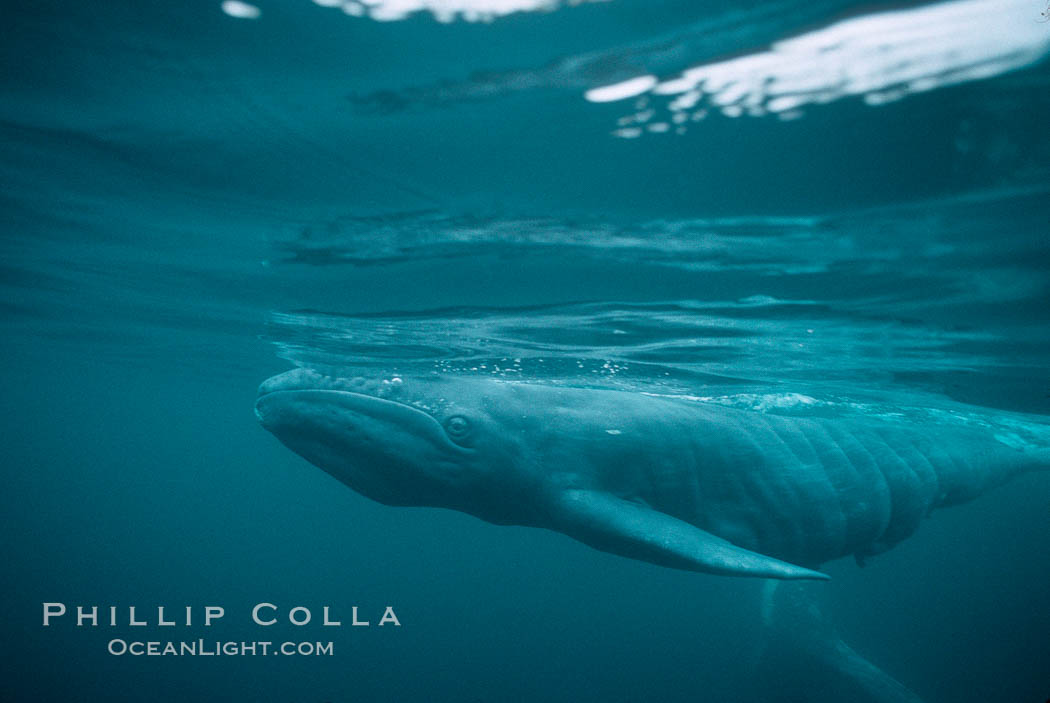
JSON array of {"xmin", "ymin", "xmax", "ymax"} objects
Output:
[{"xmin": 255, "ymin": 369, "xmax": 540, "ymax": 524}]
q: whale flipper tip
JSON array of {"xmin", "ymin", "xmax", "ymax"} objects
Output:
[{"xmin": 554, "ymin": 489, "xmax": 833, "ymax": 581}]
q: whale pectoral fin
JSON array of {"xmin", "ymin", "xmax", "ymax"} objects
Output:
[{"xmin": 551, "ymin": 489, "xmax": 829, "ymax": 581}]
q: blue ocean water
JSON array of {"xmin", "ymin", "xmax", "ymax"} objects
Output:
[{"xmin": 2, "ymin": 0, "xmax": 1049, "ymax": 701}]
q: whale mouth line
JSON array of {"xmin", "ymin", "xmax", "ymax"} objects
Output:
[
  {"xmin": 255, "ymin": 387, "xmax": 420, "ymax": 414},
  {"xmin": 254, "ymin": 387, "xmax": 457, "ymax": 448},
  {"xmin": 258, "ymin": 388, "xmax": 387, "ymax": 401}
]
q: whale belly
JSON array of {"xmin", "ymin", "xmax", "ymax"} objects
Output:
[{"xmin": 682, "ymin": 413, "xmax": 988, "ymax": 567}]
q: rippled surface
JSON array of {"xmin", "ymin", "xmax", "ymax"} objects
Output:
[
  {"xmin": 2, "ymin": 0, "xmax": 1049, "ymax": 701},
  {"xmin": 590, "ymin": 0, "xmax": 1050, "ymax": 132}
]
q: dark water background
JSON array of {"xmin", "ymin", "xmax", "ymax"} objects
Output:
[{"xmin": 2, "ymin": 0, "xmax": 1049, "ymax": 701}]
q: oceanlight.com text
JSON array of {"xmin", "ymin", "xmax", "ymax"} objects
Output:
[{"xmin": 107, "ymin": 639, "xmax": 334, "ymax": 656}]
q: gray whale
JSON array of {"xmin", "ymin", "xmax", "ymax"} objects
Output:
[{"xmin": 255, "ymin": 369, "xmax": 1048, "ymax": 580}]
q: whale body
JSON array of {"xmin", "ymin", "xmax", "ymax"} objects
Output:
[{"xmin": 255, "ymin": 368, "xmax": 1048, "ymax": 581}]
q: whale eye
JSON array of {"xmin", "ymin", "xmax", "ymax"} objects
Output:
[{"xmin": 444, "ymin": 415, "xmax": 472, "ymax": 443}]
